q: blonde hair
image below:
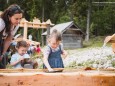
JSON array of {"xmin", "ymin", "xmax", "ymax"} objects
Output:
[{"xmin": 48, "ymin": 29, "xmax": 62, "ymax": 41}]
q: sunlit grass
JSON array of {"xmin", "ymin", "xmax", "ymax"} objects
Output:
[{"xmin": 83, "ymin": 36, "xmax": 111, "ymax": 48}]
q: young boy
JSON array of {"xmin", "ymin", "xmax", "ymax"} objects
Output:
[{"xmin": 10, "ymin": 40, "xmax": 38, "ymax": 69}]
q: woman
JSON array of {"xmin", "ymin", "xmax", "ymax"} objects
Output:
[{"xmin": 0, "ymin": 4, "xmax": 23, "ymax": 68}]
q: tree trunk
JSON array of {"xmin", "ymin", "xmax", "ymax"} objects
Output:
[
  {"xmin": 41, "ymin": 0, "xmax": 45, "ymax": 46},
  {"xmin": 85, "ymin": 0, "xmax": 92, "ymax": 41}
]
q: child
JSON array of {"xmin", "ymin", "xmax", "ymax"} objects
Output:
[
  {"xmin": 43, "ymin": 29, "xmax": 67, "ymax": 72},
  {"xmin": 10, "ymin": 40, "xmax": 38, "ymax": 69}
]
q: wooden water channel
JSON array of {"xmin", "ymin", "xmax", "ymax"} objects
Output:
[{"xmin": 0, "ymin": 68, "xmax": 115, "ymax": 86}]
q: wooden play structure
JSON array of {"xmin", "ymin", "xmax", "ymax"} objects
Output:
[{"xmin": 19, "ymin": 17, "xmax": 54, "ymax": 39}]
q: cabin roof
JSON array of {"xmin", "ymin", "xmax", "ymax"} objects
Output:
[{"xmin": 42, "ymin": 21, "xmax": 84, "ymax": 35}]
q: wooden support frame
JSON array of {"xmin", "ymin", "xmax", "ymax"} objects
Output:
[
  {"xmin": 92, "ymin": 2, "xmax": 115, "ymax": 4},
  {"xmin": 19, "ymin": 18, "xmax": 54, "ymax": 40}
]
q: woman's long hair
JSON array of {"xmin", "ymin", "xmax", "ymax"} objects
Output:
[{"xmin": 1, "ymin": 4, "xmax": 23, "ymax": 35}]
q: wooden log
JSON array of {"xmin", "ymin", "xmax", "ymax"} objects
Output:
[
  {"xmin": 104, "ymin": 34, "xmax": 115, "ymax": 43},
  {"xmin": 41, "ymin": 22, "xmax": 47, "ymax": 28},
  {"xmin": 112, "ymin": 43, "xmax": 115, "ymax": 53},
  {"xmin": 28, "ymin": 22, "xmax": 33, "ymax": 27},
  {"xmin": 104, "ymin": 34, "xmax": 115, "ymax": 53},
  {"xmin": 33, "ymin": 23, "xmax": 41, "ymax": 28},
  {"xmin": 19, "ymin": 18, "xmax": 28, "ymax": 27},
  {"xmin": 0, "ymin": 69, "xmax": 115, "ymax": 86},
  {"xmin": 33, "ymin": 18, "xmax": 41, "ymax": 28}
]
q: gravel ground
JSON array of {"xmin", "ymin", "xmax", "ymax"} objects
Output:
[{"xmin": 64, "ymin": 46, "xmax": 115, "ymax": 68}]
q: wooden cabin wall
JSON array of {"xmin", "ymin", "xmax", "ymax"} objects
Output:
[{"xmin": 62, "ymin": 29, "xmax": 83, "ymax": 49}]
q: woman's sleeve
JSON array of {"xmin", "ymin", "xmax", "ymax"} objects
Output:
[
  {"xmin": 0, "ymin": 18, "xmax": 5, "ymax": 32},
  {"xmin": 12, "ymin": 25, "xmax": 19, "ymax": 35}
]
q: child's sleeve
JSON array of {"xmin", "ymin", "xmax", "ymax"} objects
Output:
[
  {"xmin": 10, "ymin": 54, "xmax": 17, "ymax": 64},
  {"xmin": 43, "ymin": 46, "xmax": 51, "ymax": 58},
  {"xmin": 60, "ymin": 43, "xmax": 64, "ymax": 54},
  {"xmin": 60, "ymin": 43, "xmax": 67, "ymax": 58},
  {"xmin": 24, "ymin": 54, "xmax": 30, "ymax": 58}
]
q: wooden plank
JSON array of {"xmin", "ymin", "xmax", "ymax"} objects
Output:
[
  {"xmin": 104, "ymin": 34, "xmax": 115, "ymax": 43},
  {"xmin": 0, "ymin": 68, "xmax": 64, "ymax": 73},
  {"xmin": 112, "ymin": 43, "xmax": 115, "ymax": 53},
  {"xmin": 23, "ymin": 21, "xmax": 28, "ymax": 39},
  {"xmin": 0, "ymin": 70, "xmax": 115, "ymax": 86}
]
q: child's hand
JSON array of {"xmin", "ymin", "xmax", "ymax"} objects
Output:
[
  {"xmin": 19, "ymin": 57, "xmax": 24, "ymax": 61},
  {"xmin": 48, "ymin": 68, "xmax": 54, "ymax": 72},
  {"xmin": 62, "ymin": 50, "xmax": 68, "ymax": 59}
]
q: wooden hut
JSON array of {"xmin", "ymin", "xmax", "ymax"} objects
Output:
[{"xmin": 42, "ymin": 21, "xmax": 84, "ymax": 49}]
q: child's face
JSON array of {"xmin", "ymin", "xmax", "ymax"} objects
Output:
[
  {"xmin": 17, "ymin": 46, "xmax": 28, "ymax": 56},
  {"xmin": 49, "ymin": 37, "xmax": 60, "ymax": 49}
]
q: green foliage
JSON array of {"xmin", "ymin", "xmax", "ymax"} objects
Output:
[
  {"xmin": 82, "ymin": 60, "xmax": 95, "ymax": 67},
  {"xmin": 1, "ymin": 0, "xmax": 115, "ymax": 43},
  {"xmin": 67, "ymin": 61, "xmax": 77, "ymax": 68},
  {"xmin": 111, "ymin": 61, "xmax": 115, "ymax": 67},
  {"xmin": 91, "ymin": 1, "xmax": 115, "ymax": 36},
  {"xmin": 58, "ymin": 15, "xmax": 70, "ymax": 23},
  {"xmin": 106, "ymin": 55, "xmax": 114, "ymax": 60}
]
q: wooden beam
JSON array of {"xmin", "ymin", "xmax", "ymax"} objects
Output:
[
  {"xmin": 19, "ymin": 18, "xmax": 54, "ymax": 41},
  {"xmin": 92, "ymin": 2, "xmax": 115, "ymax": 4},
  {"xmin": 46, "ymin": 24, "xmax": 50, "ymax": 45},
  {"xmin": 23, "ymin": 21, "xmax": 28, "ymax": 39},
  {"xmin": 92, "ymin": 2, "xmax": 115, "ymax": 6}
]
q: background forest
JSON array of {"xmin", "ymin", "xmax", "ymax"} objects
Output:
[{"xmin": 0, "ymin": 0, "xmax": 115, "ymax": 43}]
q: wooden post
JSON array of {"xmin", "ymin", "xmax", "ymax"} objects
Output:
[
  {"xmin": 41, "ymin": 31, "xmax": 44, "ymax": 46},
  {"xmin": 23, "ymin": 21, "xmax": 28, "ymax": 39},
  {"xmin": 46, "ymin": 24, "xmax": 50, "ymax": 44}
]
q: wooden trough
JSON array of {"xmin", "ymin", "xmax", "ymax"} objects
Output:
[
  {"xmin": 0, "ymin": 68, "xmax": 115, "ymax": 86},
  {"xmin": 104, "ymin": 34, "xmax": 115, "ymax": 53}
]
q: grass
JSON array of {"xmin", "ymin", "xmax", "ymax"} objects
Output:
[
  {"xmin": 83, "ymin": 36, "xmax": 111, "ymax": 48},
  {"xmin": 66, "ymin": 36, "xmax": 109, "ymax": 53}
]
